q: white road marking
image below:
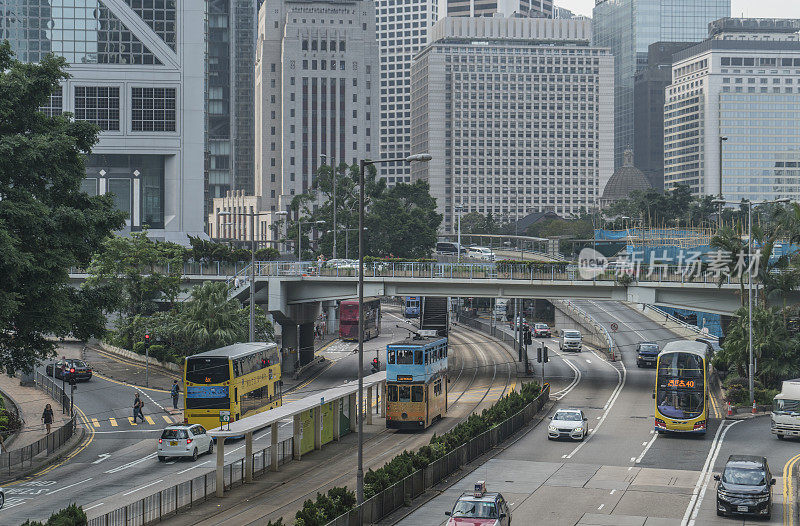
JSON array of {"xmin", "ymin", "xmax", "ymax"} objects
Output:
[
  {"xmin": 84, "ymin": 502, "xmax": 105, "ymax": 511},
  {"xmin": 682, "ymin": 421, "xmax": 741, "ymax": 526},
  {"xmin": 564, "ymin": 350, "xmax": 626, "ymax": 459},
  {"xmin": 551, "ymin": 347, "xmax": 582, "ymax": 400},
  {"xmin": 3, "ymin": 498, "xmax": 27, "ymax": 509},
  {"xmin": 636, "ymin": 434, "xmax": 658, "ymax": 464},
  {"xmin": 610, "ymin": 490, "xmax": 616, "ymax": 495},
  {"xmin": 585, "ymin": 359, "xmax": 592, "ymax": 364},
  {"xmin": 46, "ymin": 478, "xmax": 93, "ymax": 496},
  {"xmin": 598, "ymin": 504, "xmax": 605, "ymax": 511},
  {"xmin": 176, "ymin": 461, "xmax": 210, "ymax": 475},
  {"xmin": 92, "ymin": 453, "xmax": 111, "ymax": 464},
  {"xmin": 104, "ymin": 453, "xmax": 158, "ymax": 473},
  {"xmin": 92, "ymin": 429, "xmax": 163, "ymax": 434},
  {"xmin": 630, "ymin": 457, "xmax": 636, "ymax": 462},
  {"xmin": 122, "ymin": 479, "xmax": 164, "ymax": 496}
]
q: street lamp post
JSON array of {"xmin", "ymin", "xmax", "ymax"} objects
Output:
[
  {"xmin": 321, "ymin": 154, "xmax": 337, "ymax": 259},
  {"xmin": 718, "ymin": 136, "xmax": 728, "ymax": 229},
  {"xmin": 356, "ymin": 153, "xmax": 431, "ymax": 508},
  {"xmin": 713, "ymin": 196, "xmax": 790, "ymax": 407}
]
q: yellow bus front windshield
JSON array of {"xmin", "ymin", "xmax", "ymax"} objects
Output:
[{"xmin": 656, "ymin": 352, "xmax": 705, "ymax": 420}]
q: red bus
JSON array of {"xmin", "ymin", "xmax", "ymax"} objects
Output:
[{"xmin": 339, "ymin": 298, "xmax": 382, "ymax": 341}]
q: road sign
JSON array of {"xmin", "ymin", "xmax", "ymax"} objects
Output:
[
  {"xmin": 219, "ymin": 411, "xmax": 231, "ymax": 423},
  {"xmin": 610, "ymin": 323, "xmax": 618, "ymax": 332}
]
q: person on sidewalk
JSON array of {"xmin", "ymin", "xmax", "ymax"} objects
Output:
[
  {"xmin": 133, "ymin": 393, "xmax": 144, "ymax": 423},
  {"xmin": 170, "ymin": 380, "xmax": 180, "ymax": 410},
  {"xmin": 42, "ymin": 403, "xmax": 54, "ymax": 434}
]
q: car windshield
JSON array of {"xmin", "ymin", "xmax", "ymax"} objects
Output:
[
  {"xmin": 639, "ymin": 344, "xmax": 658, "ymax": 353},
  {"xmin": 723, "ymin": 466, "xmax": 766, "ymax": 486},
  {"xmin": 161, "ymin": 429, "xmax": 188, "ymax": 440},
  {"xmin": 536, "ymin": 324, "xmax": 548, "ymax": 329},
  {"xmin": 774, "ymin": 398, "xmax": 800, "ymax": 414},
  {"xmin": 451, "ymin": 500, "xmax": 498, "ymax": 519},
  {"xmin": 564, "ymin": 331, "xmax": 580, "ymax": 338},
  {"xmin": 69, "ymin": 360, "xmax": 87, "ymax": 368},
  {"xmin": 656, "ymin": 389, "xmax": 704, "ymax": 419},
  {"xmin": 554, "ymin": 411, "xmax": 582, "ymax": 421}
]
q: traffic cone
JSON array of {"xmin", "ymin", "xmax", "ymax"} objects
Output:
[
  {"xmin": 752, "ymin": 400, "xmax": 758, "ymax": 414},
  {"xmin": 726, "ymin": 402, "xmax": 733, "ymax": 417}
]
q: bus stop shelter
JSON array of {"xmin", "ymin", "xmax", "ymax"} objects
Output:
[{"xmin": 207, "ymin": 371, "xmax": 386, "ymax": 497}]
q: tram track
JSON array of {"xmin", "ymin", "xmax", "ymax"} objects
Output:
[{"xmin": 194, "ymin": 324, "xmax": 522, "ymax": 526}]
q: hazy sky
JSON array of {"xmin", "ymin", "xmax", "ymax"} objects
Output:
[{"xmin": 556, "ymin": 0, "xmax": 800, "ymax": 19}]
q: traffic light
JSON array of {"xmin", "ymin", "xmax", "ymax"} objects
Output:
[
  {"xmin": 536, "ymin": 345, "xmax": 549, "ymax": 363},
  {"xmin": 524, "ymin": 329, "xmax": 532, "ymax": 346},
  {"xmin": 372, "ymin": 357, "xmax": 379, "ymax": 368},
  {"xmin": 144, "ymin": 333, "xmax": 151, "ymax": 346}
]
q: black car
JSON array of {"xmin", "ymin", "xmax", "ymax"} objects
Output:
[
  {"xmin": 715, "ymin": 455, "xmax": 775, "ymax": 519},
  {"xmin": 635, "ymin": 342, "xmax": 660, "ymax": 368},
  {"xmin": 45, "ymin": 359, "xmax": 93, "ymax": 382}
]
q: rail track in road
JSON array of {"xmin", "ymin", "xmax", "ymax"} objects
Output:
[{"xmin": 177, "ymin": 324, "xmax": 521, "ymax": 526}]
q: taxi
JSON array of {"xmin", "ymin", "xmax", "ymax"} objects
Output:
[{"xmin": 445, "ymin": 481, "xmax": 511, "ymax": 525}]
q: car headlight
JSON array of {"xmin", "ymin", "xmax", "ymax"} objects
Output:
[
  {"xmin": 548, "ymin": 425, "xmax": 557, "ymax": 431},
  {"xmin": 756, "ymin": 495, "xmax": 770, "ymax": 503}
]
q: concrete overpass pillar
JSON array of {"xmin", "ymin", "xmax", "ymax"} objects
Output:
[
  {"xmin": 298, "ymin": 322, "xmax": 315, "ymax": 366},
  {"xmin": 325, "ymin": 301, "xmax": 337, "ymax": 335},
  {"xmin": 281, "ymin": 321, "xmax": 298, "ymax": 374}
]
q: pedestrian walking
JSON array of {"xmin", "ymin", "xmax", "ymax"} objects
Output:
[
  {"xmin": 133, "ymin": 393, "xmax": 144, "ymax": 423},
  {"xmin": 234, "ymin": 276, "xmax": 241, "ymax": 288},
  {"xmin": 42, "ymin": 403, "xmax": 54, "ymax": 434},
  {"xmin": 170, "ymin": 380, "xmax": 180, "ymax": 410}
]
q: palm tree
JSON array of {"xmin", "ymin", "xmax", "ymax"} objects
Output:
[
  {"xmin": 710, "ymin": 225, "xmax": 747, "ymax": 306},
  {"xmin": 180, "ymin": 281, "xmax": 245, "ymax": 352}
]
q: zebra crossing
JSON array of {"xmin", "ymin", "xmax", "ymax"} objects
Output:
[{"xmin": 86, "ymin": 414, "xmax": 180, "ymax": 430}]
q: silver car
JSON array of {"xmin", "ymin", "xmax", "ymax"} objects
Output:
[
  {"xmin": 548, "ymin": 409, "xmax": 589, "ymax": 440},
  {"xmin": 158, "ymin": 425, "xmax": 213, "ymax": 462},
  {"xmin": 559, "ymin": 329, "xmax": 582, "ymax": 352}
]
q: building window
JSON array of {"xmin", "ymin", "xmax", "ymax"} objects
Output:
[
  {"xmin": 40, "ymin": 87, "xmax": 63, "ymax": 117},
  {"xmin": 74, "ymin": 86, "xmax": 120, "ymax": 131},
  {"xmin": 131, "ymin": 87, "xmax": 177, "ymax": 132}
]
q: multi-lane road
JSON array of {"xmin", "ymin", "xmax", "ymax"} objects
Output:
[{"xmin": 401, "ymin": 300, "xmax": 799, "ymax": 526}]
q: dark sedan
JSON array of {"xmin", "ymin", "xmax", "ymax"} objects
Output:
[
  {"xmin": 715, "ymin": 455, "xmax": 774, "ymax": 519},
  {"xmin": 45, "ymin": 359, "xmax": 93, "ymax": 382}
]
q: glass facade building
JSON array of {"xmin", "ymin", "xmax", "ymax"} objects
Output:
[{"xmin": 592, "ymin": 0, "xmax": 730, "ymax": 167}]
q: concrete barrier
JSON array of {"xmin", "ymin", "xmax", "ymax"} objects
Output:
[{"xmin": 98, "ymin": 342, "xmax": 182, "ymax": 374}]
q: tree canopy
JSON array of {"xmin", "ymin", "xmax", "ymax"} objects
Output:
[{"xmin": 0, "ymin": 43, "xmax": 126, "ymax": 373}]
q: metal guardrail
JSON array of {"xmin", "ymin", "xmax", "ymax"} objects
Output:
[
  {"xmin": 325, "ymin": 384, "xmax": 550, "ymax": 526},
  {"xmin": 556, "ymin": 300, "xmax": 616, "ymax": 361},
  {"xmin": 87, "ymin": 437, "xmax": 293, "ymax": 526},
  {"xmin": 0, "ymin": 372, "xmax": 77, "ymax": 475}
]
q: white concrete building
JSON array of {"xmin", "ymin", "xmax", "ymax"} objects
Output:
[
  {"xmin": 376, "ymin": 0, "xmax": 441, "ymax": 186},
  {"xmin": 0, "ymin": 0, "xmax": 206, "ymax": 244},
  {"xmin": 664, "ymin": 18, "xmax": 800, "ymax": 202},
  {"xmin": 411, "ymin": 17, "xmax": 614, "ymax": 233},
  {"xmin": 253, "ymin": 0, "xmax": 380, "ymax": 215},
  {"xmin": 447, "ymin": 0, "xmax": 553, "ymax": 18}
]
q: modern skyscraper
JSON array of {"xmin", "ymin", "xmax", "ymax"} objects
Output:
[
  {"xmin": 206, "ymin": 0, "xmax": 258, "ymax": 214},
  {"xmin": 633, "ymin": 41, "xmax": 696, "ymax": 190},
  {"xmin": 664, "ymin": 18, "xmax": 800, "ymax": 203},
  {"xmin": 592, "ymin": 0, "xmax": 730, "ymax": 168},
  {"xmin": 375, "ymin": 0, "xmax": 441, "ymax": 186},
  {"xmin": 411, "ymin": 17, "xmax": 614, "ymax": 233},
  {"xmin": 447, "ymin": 0, "xmax": 553, "ymax": 18},
  {"xmin": 0, "ymin": 0, "xmax": 206, "ymax": 243}
]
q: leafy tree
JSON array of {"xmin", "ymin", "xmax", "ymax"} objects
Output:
[{"xmin": 0, "ymin": 43, "xmax": 126, "ymax": 373}]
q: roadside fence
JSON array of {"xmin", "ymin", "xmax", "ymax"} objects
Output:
[
  {"xmin": 87, "ymin": 437, "xmax": 293, "ymax": 526},
  {"xmin": 326, "ymin": 384, "xmax": 550, "ymax": 526}
]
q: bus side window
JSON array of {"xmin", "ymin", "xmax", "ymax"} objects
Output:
[
  {"xmin": 414, "ymin": 349, "xmax": 422, "ymax": 364},
  {"xmin": 412, "ymin": 385, "xmax": 424, "ymax": 402},
  {"xmin": 444, "ymin": 344, "xmax": 448, "ymax": 358},
  {"xmin": 388, "ymin": 385, "xmax": 398, "ymax": 402},
  {"xmin": 388, "ymin": 350, "xmax": 395, "ymax": 364},
  {"xmin": 235, "ymin": 387, "xmax": 238, "ymax": 404}
]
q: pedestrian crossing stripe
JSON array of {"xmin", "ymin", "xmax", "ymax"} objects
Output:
[
  {"xmin": 92, "ymin": 418, "xmax": 100, "ymax": 428},
  {"xmin": 127, "ymin": 417, "xmax": 137, "ymax": 426},
  {"xmin": 145, "ymin": 415, "xmax": 155, "ymax": 425},
  {"xmin": 162, "ymin": 415, "xmax": 173, "ymax": 424},
  {"xmin": 109, "ymin": 418, "xmax": 118, "ymax": 427}
]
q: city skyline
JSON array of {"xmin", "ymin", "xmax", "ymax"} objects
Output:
[{"xmin": 557, "ymin": 0, "xmax": 800, "ymax": 18}]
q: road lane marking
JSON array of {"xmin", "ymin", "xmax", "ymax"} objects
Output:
[
  {"xmin": 598, "ymin": 504, "xmax": 605, "ymax": 510},
  {"xmin": 635, "ymin": 433, "xmax": 658, "ymax": 464},
  {"xmin": 122, "ymin": 479, "xmax": 163, "ymax": 496},
  {"xmin": 84, "ymin": 502, "xmax": 104, "ymax": 511},
  {"xmin": 176, "ymin": 461, "xmax": 210, "ymax": 475},
  {"xmin": 104, "ymin": 453, "xmax": 159, "ymax": 474},
  {"xmin": 163, "ymin": 415, "xmax": 174, "ymax": 424},
  {"xmin": 145, "ymin": 415, "xmax": 155, "ymax": 425},
  {"xmin": 683, "ymin": 420, "xmax": 741, "ymax": 526},
  {"xmin": 92, "ymin": 454, "xmax": 110, "ymax": 464},
  {"xmin": 128, "ymin": 417, "xmax": 137, "ymax": 426},
  {"xmin": 109, "ymin": 418, "xmax": 118, "ymax": 427},
  {"xmin": 93, "ymin": 429, "xmax": 162, "ymax": 434},
  {"xmin": 610, "ymin": 490, "xmax": 616, "ymax": 495},
  {"xmin": 92, "ymin": 418, "xmax": 100, "ymax": 428},
  {"xmin": 46, "ymin": 477, "xmax": 93, "ymax": 496},
  {"xmin": 783, "ymin": 452, "xmax": 800, "ymax": 526}
]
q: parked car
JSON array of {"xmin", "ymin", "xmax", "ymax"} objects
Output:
[
  {"xmin": 445, "ymin": 481, "xmax": 511, "ymax": 526},
  {"xmin": 715, "ymin": 455, "xmax": 774, "ymax": 519},
  {"xmin": 436, "ymin": 241, "xmax": 467, "ymax": 256},
  {"xmin": 636, "ymin": 342, "xmax": 660, "ymax": 367},
  {"xmin": 45, "ymin": 359, "xmax": 93, "ymax": 382},
  {"xmin": 467, "ymin": 246, "xmax": 496, "ymax": 261},
  {"xmin": 559, "ymin": 330, "xmax": 582, "ymax": 352},
  {"xmin": 158, "ymin": 425, "xmax": 213, "ymax": 462},
  {"xmin": 547, "ymin": 409, "xmax": 588, "ymax": 441},
  {"xmin": 533, "ymin": 323, "xmax": 551, "ymax": 338}
]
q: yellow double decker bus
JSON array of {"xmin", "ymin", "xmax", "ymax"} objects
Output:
[
  {"xmin": 654, "ymin": 341, "xmax": 709, "ymax": 434},
  {"xmin": 184, "ymin": 342, "xmax": 281, "ymax": 430}
]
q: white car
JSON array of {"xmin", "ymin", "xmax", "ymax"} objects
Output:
[
  {"xmin": 0, "ymin": 486, "xmax": 4, "ymax": 508},
  {"xmin": 548, "ymin": 409, "xmax": 589, "ymax": 441},
  {"xmin": 158, "ymin": 425, "xmax": 213, "ymax": 461},
  {"xmin": 559, "ymin": 329, "xmax": 582, "ymax": 352},
  {"xmin": 467, "ymin": 246, "xmax": 496, "ymax": 261}
]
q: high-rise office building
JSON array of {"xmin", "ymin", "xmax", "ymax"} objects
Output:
[
  {"xmin": 206, "ymin": 0, "xmax": 258, "ymax": 214},
  {"xmin": 664, "ymin": 18, "xmax": 800, "ymax": 203},
  {"xmin": 447, "ymin": 0, "xmax": 552, "ymax": 18},
  {"xmin": 411, "ymin": 17, "xmax": 614, "ymax": 233},
  {"xmin": 376, "ymin": 0, "xmax": 440, "ymax": 186},
  {"xmin": 0, "ymin": 0, "xmax": 206, "ymax": 243},
  {"xmin": 633, "ymin": 41, "xmax": 695, "ymax": 190},
  {"xmin": 593, "ymin": 0, "xmax": 730, "ymax": 168}
]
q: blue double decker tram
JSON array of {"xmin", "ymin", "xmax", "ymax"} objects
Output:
[
  {"xmin": 403, "ymin": 296, "xmax": 420, "ymax": 318},
  {"xmin": 386, "ymin": 335, "xmax": 448, "ymax": 429}
]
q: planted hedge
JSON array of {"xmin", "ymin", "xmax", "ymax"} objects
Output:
[
  {"xmin": 363, "ymin": 381, "xmax": 541, "ymax": 498},
  {"xmin": 291, "ymin": 486, "xmax": 356, "ymax": 526},
  {"xmin": 21, "ymin": 504, "xmax": 87, "ymax": 525}
]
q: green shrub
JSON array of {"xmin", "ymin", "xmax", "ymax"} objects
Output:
[
  {"xmin": 294, "ymin": 487, "xmax": 355, "ymax": 526},
  {"xmin": 21, "ymin": 504, "xmax": 87, "ymax": 526}
]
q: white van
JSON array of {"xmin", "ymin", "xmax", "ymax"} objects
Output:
[{"xmin": 467, "ymin": 246, "xmax": 495, "ymax": 261}]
